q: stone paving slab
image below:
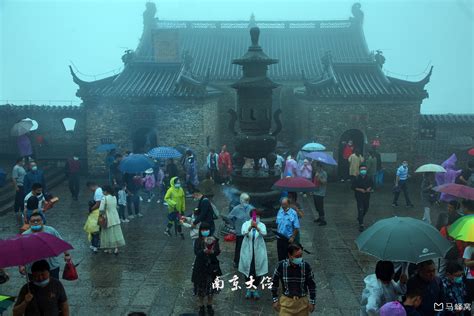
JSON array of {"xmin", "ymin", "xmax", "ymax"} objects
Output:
[{"xmin": 0, "ymin": 178, "xmax": 438, "ymax": 315}]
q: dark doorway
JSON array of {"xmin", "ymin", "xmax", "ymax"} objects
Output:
[
  {"xmin": 132, "ymin": 128, "xmax": 158, "ymax": 153},
  {"xmin": 337, "ymin": 129, "xmax": 365, "ymax": 177}
]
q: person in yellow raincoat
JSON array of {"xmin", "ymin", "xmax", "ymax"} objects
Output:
[
  {"xmin": 164, "ymin": 177, "xmax": 186, "ymax": 239},
  {"xmin": 83, "ymin": 208, "xmax": 100, "ymax": 246}
]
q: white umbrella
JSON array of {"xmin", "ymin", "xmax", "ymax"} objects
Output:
[
  {"xmin": 415, "ymin": 164, "xmax": 446, "ymax": 173},
  {"xmin": 10, "ymin": 121, "xmax": 33, "ymax": 136},
  {"xmin": 302, "ymin": 142, "xmax": 326, "ymax": 151}
]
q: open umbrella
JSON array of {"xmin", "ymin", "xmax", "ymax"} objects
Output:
[
  {"xmin": 10, "ymin": 121, "xmax": 33, "ymax": 137},
  {"xmin": 433, "ymin": 183, "xmax": 474, "ymax": 200},
  {"xmin": 304, "ymin": 152, "xmax": 337, "ymax": 165},
  {"xmin": 96, "ymin": 143, "xmax": 117, "ymax": 153},
  {"xmin": 0, "ymin": 232, "xmax": 73, "ymax": 268},
  {"xmin": 355, "ymin": 217, "xmax": 453, "ymax": 263},
  {"xmin": 272, "ymin": 177, "xmax": 316, "ymax": 192},
  {"xmin": 119, "ymin": 154, "xmax": 153, "ymax": 174},
  {"xmin": 448, "ymin": 215, "xmax": 474, "ymax": 242},
  {"xmin": 415, "ymin": 164, "xmax": 446, "ymax": 173},
  {"xmin": 302, "ymin": 142, "xmax": 326, "ymax": 152},
  {"xmin": 469, "ymin": 148, "xmax": 474, "ymax": 156},
  {"xmin": 148, "ymin": 147, "xmax": 182, "ymax": 159},
  {"xmin": 0, "ymin": 295, "xmax": 15, "ymax": 314}
]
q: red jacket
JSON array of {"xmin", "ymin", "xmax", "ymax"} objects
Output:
[
  {"xmin": 218, "ymin": 151, "xmax": 233, "ymax": 172},
  {"xmin": 342, "ymin": 145, "xmax": 353, "ymax": 160}
]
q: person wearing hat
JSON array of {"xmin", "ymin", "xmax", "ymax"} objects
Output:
[
  {"xmin": 142, "ymin": 168, "xmax": 156, "ymax": 203},
  {"xmin": 351, "ymin": 165, "xmax": 373, "ymax": 232}
]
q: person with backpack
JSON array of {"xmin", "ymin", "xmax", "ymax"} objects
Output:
[
  {"xmin": 192, "ymin": 190, "xmax": 217, "ymax": 236},
  {"xmin": 142, "ymin": 168, "xmax": 156, "ymax": 203}
]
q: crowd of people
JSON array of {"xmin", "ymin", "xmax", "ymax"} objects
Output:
[{"xmin": 3, "ymin": 139, "xmax": 474, "ymax": 316}]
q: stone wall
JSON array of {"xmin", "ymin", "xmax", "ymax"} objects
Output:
[
  {"xmin": 85, "ymin": 98, "xmax": 219, "ymax": 176},
  {"xmin": 0, "ymin": 104, "xmax": 86, "ymax": 162},
  {"xmin": 293, "ymin": 98, "xmax": 422, "ymax": 176}
]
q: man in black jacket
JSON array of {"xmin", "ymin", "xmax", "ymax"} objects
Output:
[
  {"xmin": 351, "ymin": 165, "xmax": 373, "ymax": 232},
  {"xmin": 192, "ymin": 190, "xmax": 215, "ymax": 235}
]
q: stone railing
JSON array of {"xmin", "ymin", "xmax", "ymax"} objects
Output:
[{"xmin": 155, "ymin": 19, "xmax": 353, "ymax": 29}]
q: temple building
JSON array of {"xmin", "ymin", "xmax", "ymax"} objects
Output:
[{"xmin": 66, "ymin": 2, "xmax": 436, "ymax": 174}]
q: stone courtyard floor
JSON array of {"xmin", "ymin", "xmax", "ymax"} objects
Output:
[{"xmin": 0, "ymin": 178, "xmax": 442, "ymax": 315}]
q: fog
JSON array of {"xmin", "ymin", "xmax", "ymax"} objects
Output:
[{"xmin": 1, "ymin": 0, "xmax": 473, "ymax": 113}]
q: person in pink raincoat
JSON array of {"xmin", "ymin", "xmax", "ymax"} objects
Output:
[
  {"xmin": 142, "ymin": 168, "xmax": 156, "ymax": 202},
  {"xmin": 284, "ymin": 155, "xmax": 298, "ymax": 177},
  {"xmin": 435, "ymin": 154, "xmax": 462, "ymax": 202}
]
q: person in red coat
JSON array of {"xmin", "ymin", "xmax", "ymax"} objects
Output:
[
  {"xmin": 218, "ymin": 145, "xmax": 233, "ymax": 185},
  {"xmin": 340, "ymin": 140, "xmax": 353, "ymax": 182}
]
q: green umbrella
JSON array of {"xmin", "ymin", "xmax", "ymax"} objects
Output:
[
  {"xmin": 355, "ymin": 217, "xmax": 453, "ymax": 264},
  {"xmin": 448, "ymin": 215, "xmax": 474, "ymax": 242}
]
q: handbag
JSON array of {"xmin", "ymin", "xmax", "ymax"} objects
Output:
[
  {"xmin": 97, "ymin": 197, "xmax": 108, "ymax": 228},
  {"xmin": 62, "ymin": 259, "xmax": 78, "ymax": 281}
]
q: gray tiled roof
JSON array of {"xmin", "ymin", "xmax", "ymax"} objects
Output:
[
  {"xmin": 420, "ymin": 114, "xmax": 474, "ymax": 125},
  {"xmin": 70, "ymin": 64, "xmax": 220, "ymax": 99},
  {"xmin": 301, "ymin": 63, "xmax": 431, "ymax": 100},
  {"xmin": 135, "ymin": 20, "xmax": 372, "ymax": 81}
]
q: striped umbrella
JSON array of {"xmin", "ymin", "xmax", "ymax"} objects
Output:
[{"xmin": 148, "ymin": 147, "xmax": 182, "ymax": 159}]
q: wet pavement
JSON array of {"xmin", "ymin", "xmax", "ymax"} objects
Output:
[{"xmin": 0, "ymin": 177, "xmax": 438, "ymax": 315}]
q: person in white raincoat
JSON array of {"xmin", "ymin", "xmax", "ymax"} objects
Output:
[
  {"xmin": 238, "ymin": 209, "xmax": 268, "ymax": 300},
  {"xmin": 360, "ymin": 261, "xmax": 407, "ymax": 316}
]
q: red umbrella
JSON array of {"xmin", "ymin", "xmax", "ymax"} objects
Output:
[
  {"xmin": 469, "ymin": 148, "xmax": 474, "ymax": 156},
  {"xmin": 272, "ymin": 177, "xmax": 316, "ymax": 192},
  {"xmin": 0, "ymin": 232, "xmax": 73, "ymax": 268},
  {"xmin": 433, "ymin": 183, "xmax": 474, "ymax": 200}
]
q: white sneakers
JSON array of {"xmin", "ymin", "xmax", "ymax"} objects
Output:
[{"xmin": 137, "ymin": 213, "xmax": 144, "ymax": 217}]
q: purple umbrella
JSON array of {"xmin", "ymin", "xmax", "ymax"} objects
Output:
[
  {"xmin": 434, "ymin": 183, "xmax": 474, "ymax": 200},
  {"xmin": 304, "ymin": 152, "xmax": 337, "ymax": 165},
  {"xmin": 0, "ymin": 232, "xmax": 73, "ymax": 268}
]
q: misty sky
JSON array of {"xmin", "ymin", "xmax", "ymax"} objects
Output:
[{"xmin": 1, "ymin": 0, "xmax": 473, "ymax": 113}]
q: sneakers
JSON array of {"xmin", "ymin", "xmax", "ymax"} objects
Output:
[
  {"xmin": 253, "ymin": 290, "xmax": 260, "ymax": 300},
  {"xmin": 392, "ymin": 203, "xmax": 399, "ymax": 207},
  {"xmin": 139, "ymin": 196, "xmax": 143, "ymax": 201},
  {"xmin": 137, "ymin": 213, "xmax": 144, "ymax": 217},
  {"xmin": 128, "ymin": 215, "xmax": 135, "ymax": 220},
  {"xmin": 121, "ymin": 218, "xmax": 130, "ymax": 223},
  {"xmin": 340, "ymin": 179, "xmax": 345, "ymax": 182},
  {"xmin": 157, "ymin": 200, "xmax": 162, "ymax": 204},
  {"xmin": 164, "ymin": 229, "xmax": 172, "ymax": 237},
  {"xmin": 245, "ymin": 289, "xmax": 252, "ymax": 299},
  {"xmin": 147, "ymin": 199, "xmax": 151, "ymax": 203},
  {"xmin": 90, "ymin": 246, "xmax": 98, "ymax": 253},
  {"xmin": 163, "ymin": 202, "xmax": 168, "ymax": 206}
]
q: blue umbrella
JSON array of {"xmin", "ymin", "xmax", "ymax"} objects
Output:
[
  {"xmin": 148, "ymin": 147, "xmax": 182, "ymax": 159},
  {"xmin": 302, "ymin": 142, "xmax": 326, "ymax": 151},
  {"xmin": 305, "ymin": 152, "xmax": 337, "ymax": 165},
  {"xmin": 96, "ymin": 143, "xmax": 117, "ymax": 153},
  {"xmin": 119, "ymin": 154, "xmax": 154, "ymax": 173}
]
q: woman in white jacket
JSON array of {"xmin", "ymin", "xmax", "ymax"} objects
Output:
[
  {"xmin": 238, "ymin": 209, "xmax": 268, "ymax": 300},
  {"xmin": 360, "ymin": 261, "xmax": 407, "ymax": 316}
]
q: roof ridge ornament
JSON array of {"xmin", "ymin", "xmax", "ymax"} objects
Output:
[
  {"xmin": 143, "ymin": 2, "xmax": 157, "ymax": 27},
  {"xmin": 374, "ymin": 50, "xmax": 385, "ymax": 68},
  {"xmin": 350, "ymin": 3, "xmax": 364, "ymax": 25}
]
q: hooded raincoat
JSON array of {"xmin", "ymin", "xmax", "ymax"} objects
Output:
[
  {"xmin": 360, "ymin": 274, "xmax": 406, "ymax": 316},
  {"xmin": 164, "ymin": 177, "xmax": 185, "ymax": 214}
]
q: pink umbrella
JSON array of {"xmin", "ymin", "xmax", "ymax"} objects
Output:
[
  {"xmin": 433, "ymin": 183, "xmax": 474, "ymax": 200},
  {"xmin": 0, "ymin": 232, "xmax": 73, "ymax": 268},
  {"xmin": 272, "ymin": 177, "xmax": 316, "ymax": 192}
]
